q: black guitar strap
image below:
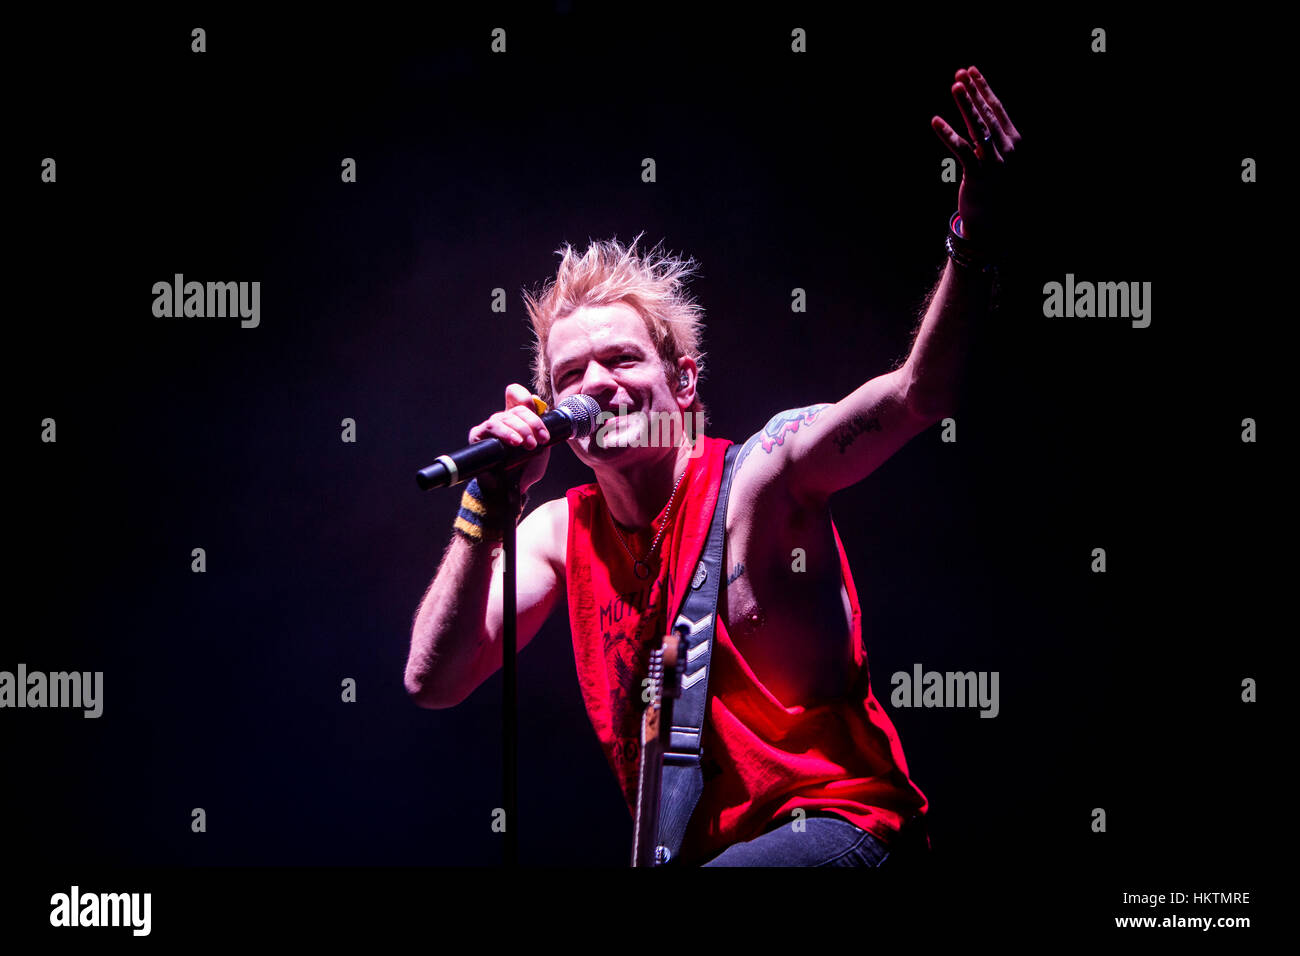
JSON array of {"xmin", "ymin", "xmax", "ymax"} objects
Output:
[{"xmin": 653, "ymin": 442, "xmax": 741, "ymax": 865}]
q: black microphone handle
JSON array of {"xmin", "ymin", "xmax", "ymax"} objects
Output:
[{"xmin": 416, "ymin": 405, "xmax": 582, "ymax": 491}]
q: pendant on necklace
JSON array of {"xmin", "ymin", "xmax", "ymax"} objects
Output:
[{"xmin": 634, "ymin": 560, "xmax": 651, "ymax": 580}]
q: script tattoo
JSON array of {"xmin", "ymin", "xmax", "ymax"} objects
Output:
[
  {"xmin": 832, "ymin": 413, "xmax": 881, "ymax": 453},
  {"xmin": 727, "ymin": 562, "xmax": 745, "ymax": 586}
]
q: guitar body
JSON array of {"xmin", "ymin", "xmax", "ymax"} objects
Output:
[{"xmin": 631, "ymin": 627, "xmax": 687, "ymax": 867}]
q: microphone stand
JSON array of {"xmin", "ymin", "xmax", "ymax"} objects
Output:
[
  {"xmin": 500, "ymin": 465, "xmax": 521, "ymax": 867},
  {"xmin": 421, "ymin": 397, "xmax": 602, "ymax": 864}
]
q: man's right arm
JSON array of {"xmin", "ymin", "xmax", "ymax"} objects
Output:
[{"xmin": 405, "ymin": 497, "xmax": 566, "ymax": 709}]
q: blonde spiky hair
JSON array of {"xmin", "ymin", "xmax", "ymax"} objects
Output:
[{"xmin": 522, "ymin": 232, "xmax": 709, "ymax": 430}]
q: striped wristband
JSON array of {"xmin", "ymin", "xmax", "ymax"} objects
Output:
[{"xmin": 453, "ymin": 477, "xmax": 529, "ymax": 544}]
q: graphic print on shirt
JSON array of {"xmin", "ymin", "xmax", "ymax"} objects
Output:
[{"xmin": 598, "ymin": 569, "xmax": 676, "ymax": 801}]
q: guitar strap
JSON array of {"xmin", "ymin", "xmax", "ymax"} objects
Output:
[{"xmin": 654, "ymin": 441, "xmax": 741, "ymax": 865}]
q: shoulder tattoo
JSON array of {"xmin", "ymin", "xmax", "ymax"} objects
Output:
[{"xmin": 735, "ymin": 403, "xmax": 832, "ymax": 473}]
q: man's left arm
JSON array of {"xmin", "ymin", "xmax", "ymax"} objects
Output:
[
  {"xmin": 771, "ymin": 64, "xmax": 1022, "ymax": 507},
  {"xmin": 775, "ymin": 258, "xmax": 992, "ymax": 505}
]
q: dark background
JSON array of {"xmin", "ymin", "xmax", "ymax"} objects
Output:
[{"xmin": 7, "ymin": 0, "xmax": 1277, "ymax": 924}]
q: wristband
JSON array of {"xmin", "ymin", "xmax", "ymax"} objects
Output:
[
  {"xmin": 947, "ymin": 211, "xmax": 998, "ymax": 275},
  {"xmin": 453, "ymin": 477, "xmax": 529, "ymax": 544}
]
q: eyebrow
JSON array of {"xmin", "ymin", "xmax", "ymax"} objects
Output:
[{"xmin": 552, "ymin": 342, "xmax": 647, "ymax": 378}]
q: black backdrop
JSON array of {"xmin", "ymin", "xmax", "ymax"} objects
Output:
[{"xmin": 8, "ymin": 3, "xmax": 1278, "ymax": 939}]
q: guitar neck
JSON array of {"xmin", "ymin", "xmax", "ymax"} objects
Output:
[
  {"xmin": 632, "ymin": 693, "xmax": 680, "ymax": 867},
  {"xmin": 631, "ymin": 632, "xmax": 686, "ymax": 867},
  {"xmin": 631, "ymin": 714, "xmax": 663, "ymax": 867}
]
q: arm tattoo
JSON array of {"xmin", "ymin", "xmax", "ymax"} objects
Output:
[
  {"xmin": 735, "ymin": 404, "xmax": 831, "ymax": 473},
  {"xmin": 831, "ymin": 413, "xmax": 881, "ymax": 453},
  {"xmin": 734, "ymin": 431, "xmax": 762, "ymax": 475}
]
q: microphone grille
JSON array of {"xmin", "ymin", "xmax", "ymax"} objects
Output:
[{"xmin": 558, "ymin": 394, "xmax": 602, "ymax": 438}]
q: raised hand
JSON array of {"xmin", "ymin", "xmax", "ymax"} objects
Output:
[{"xmin": 931, "ymin": 65, "xmax": 1023, "ymax": 258}]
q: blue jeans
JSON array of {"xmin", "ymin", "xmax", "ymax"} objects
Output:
[{"xmin": 701, "ymin": 814, "xmax": 902, "ymax": 867}]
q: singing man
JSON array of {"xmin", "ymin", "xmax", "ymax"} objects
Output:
[{"xmin": 406, "ymin": 65, "xmax": 1021, "ymax": 865}]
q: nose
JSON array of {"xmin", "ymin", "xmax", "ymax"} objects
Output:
[{"xmin": 577, "ymin": 359, "xmax": 620, "ymax": 402}]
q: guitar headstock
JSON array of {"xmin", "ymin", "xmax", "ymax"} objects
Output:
[{"xmin": 641, "ymin": 627, "xmax": 688, "ymax": 741}]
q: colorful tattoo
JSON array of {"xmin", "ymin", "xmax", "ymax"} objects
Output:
[{"xmin": 736, "ymin": 404, "xmax": 832, "ymax": 473}]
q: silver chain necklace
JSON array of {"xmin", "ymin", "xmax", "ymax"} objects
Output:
[{"xmin": 609, "ymin": 466, "xmax": 688, "ymax": 580}]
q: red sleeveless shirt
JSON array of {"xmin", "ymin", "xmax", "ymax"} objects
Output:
[{"xmin": 564, "ymin": 433, "xmax": 928, "ymax": 864}]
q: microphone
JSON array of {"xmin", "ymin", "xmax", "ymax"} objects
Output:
[{"xmin": 416, "ymin": 393, "xmax": 603, "ymax": 490}]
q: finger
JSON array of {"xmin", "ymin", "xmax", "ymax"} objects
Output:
[
  {"xmin": 488, "ymin": 414, "xmax": 528, "ymax": 446},
  {"xmin": 497, "ymin": 424, "xmax": 528, "ymax": 447},
  {"xmin": 931, "ymin": 115, "xmax": 977, "ymax": 170},
  {"xmin": 504, "ymin": 383, "xmax": 532, "ymax": 408},
  {"xmin": 961, "ymin": 70, "xmax": 1008, "ymax": 159},
  {"xmin": 509, "ymin": 406, "xmax": 549, "ymax": 446},
  {"xmin": 950, "ymin": 78, "xmax": 984, "ymax": 149},
  {"xmin": 470, "ymin": 420, "xmax": 516, "ymax": 445},
  {"xmin": 968, "ymin": 66, "xmax": 1020, "ymax": 143},
  {"xmin": 956, "ymin": 75, "xmax": 1003, "ymax": 164}
]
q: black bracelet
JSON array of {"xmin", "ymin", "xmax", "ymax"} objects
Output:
[{"xmin": 947, "ymin": 212, "xmax": 998, "ymax": 275}]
